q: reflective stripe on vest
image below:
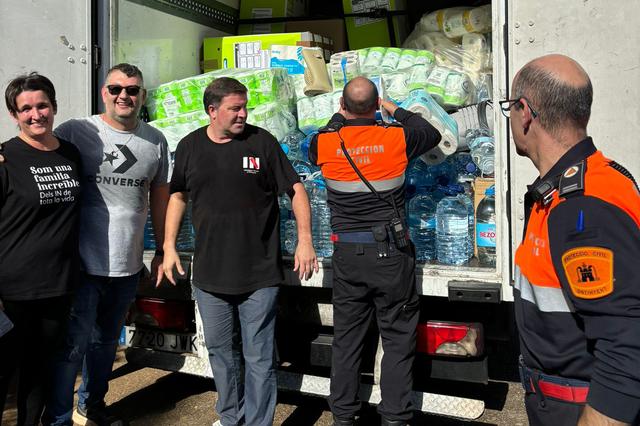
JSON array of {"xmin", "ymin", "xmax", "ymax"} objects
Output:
[
  {"xmin": 316, "ymin": 126, "xmax": 408, "ymax": 185},
  {"xmin": 514, "ymin": 266, "xmax": 574, "ymax": 313},
  {"xmin": 325, "ymin": 175, "xmax": 405, "ymax": 192}
]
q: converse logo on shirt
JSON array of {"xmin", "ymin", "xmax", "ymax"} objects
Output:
[{"xmin": 242, "ymin": 156, "xmax": 260, "ymax": 174}]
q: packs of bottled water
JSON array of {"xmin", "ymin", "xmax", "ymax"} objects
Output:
[
  {"xmin": 476, "ymin": 185, "xmax": 496, "ymax": 267},
  {"xmin": 304, "ymin": 173, "xmax": 333, "ymax": 258},
  {"xmin": 469, "ymin": 135, "xmax": 495, "ymax": 176},
  {"xmin": 143, "ymin": 201, "xmax": 194, "ymax": 251},
  {"xmin": 408, "ymin": 193, "xmax": 437, "ymax": 261},
  {"xmin": 436, "ymin": 188, "xmax": 472, "ymax": 265},
  {"xmin": 281, "ymin": 131, "xmax": 305, "ymax": 161}
]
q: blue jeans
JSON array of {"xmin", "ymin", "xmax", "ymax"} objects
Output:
[
  {"xmin": 194, "ymin": 285, "xmax": 279, "ymax": 426},
  {"xmin": 42, "ymin": 272, "xmax": 139, "ymax": 426}
]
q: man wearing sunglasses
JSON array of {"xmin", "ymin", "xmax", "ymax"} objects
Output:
[
  {"xmin": 42, "ymin": 63, "xmax": 171, "ymax": 426},
  {"xmin": 506, "ymin": 54, "xmax": 640, "ymax": 426}
]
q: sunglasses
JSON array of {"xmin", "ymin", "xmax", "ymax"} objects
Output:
[{"xmin": 106, "ymin": 85, "xmax": 142, "ymax": 96}]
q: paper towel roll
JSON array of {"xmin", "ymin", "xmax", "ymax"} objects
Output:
[
  {"xmin": 438, "ymin": 129, "xmax": 459, "ymax": 156},
  {"xmin": 420, "ymin": 145, "xmax": 447, "ymax": 165}
]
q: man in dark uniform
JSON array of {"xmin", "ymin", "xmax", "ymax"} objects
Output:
[
  {"xmin": 503, "ymin": 54, "xmax": 640, "ymax": 425},
  {"xmin": 309, "ymin": 77, "xmax": 441, "ymax": 426}
]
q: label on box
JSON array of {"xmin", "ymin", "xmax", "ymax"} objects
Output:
[{"xmin": 270, "ymin": 45, "xmax": 305, "ymax": 74}]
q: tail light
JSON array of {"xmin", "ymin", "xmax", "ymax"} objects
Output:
[
  {"xmin": 416, "ymin": 321, "xmax": 484, "ymax": 357},
  {"xmin": 131, "ymin": 297, "xmax": 194, "ymax": 332}
]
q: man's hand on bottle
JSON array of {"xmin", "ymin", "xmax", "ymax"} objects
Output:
[{"xmin": 380, "ymin": 99, "xmax": 398, "ymax": 117}]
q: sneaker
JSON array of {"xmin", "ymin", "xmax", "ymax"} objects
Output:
[
  {"xmin": 212, "ymin": 421, "xmax": 222, "ymax": 426},
  {"xmin": 72, "ymin": 405, "xmax": 123, "ymax": 426}
]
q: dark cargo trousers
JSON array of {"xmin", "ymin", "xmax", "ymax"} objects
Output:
[{"xmin": 329, "ymin": 241, "xmax": 419, "ymax": 422}]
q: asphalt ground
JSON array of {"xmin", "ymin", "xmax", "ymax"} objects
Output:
[{"xmin": 2, "ymin": 349, "xmax": 527, "ymax": 425}]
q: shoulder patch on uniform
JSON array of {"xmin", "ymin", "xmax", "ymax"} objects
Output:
[
  {"xmin": 561, "ymin": 246, "xmax": 614, "ymax": 299},
  {"xmin": 559, "ymin": 160, "xmax": 585, "ymax": 198}
]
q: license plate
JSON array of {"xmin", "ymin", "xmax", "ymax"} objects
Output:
[{"xmin": 124, "ymin": 326, "xmax": 198, "ymax": 354}]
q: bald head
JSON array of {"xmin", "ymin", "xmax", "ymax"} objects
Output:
[
  {"xmin": 512, "ymin": 54, "xmax": 592, "ymax": 135},
  {"xmin": 342, "ymin": 77, "xmax": 379, "ymax": 117}
]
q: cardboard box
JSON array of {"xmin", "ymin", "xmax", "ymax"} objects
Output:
[
  {"xmin": 203, "ymin": 32, "xmax": 332, "ymax": 72},
  {"xmin": 341, "ymin": 0, "xmax": 408, "ymax": 50},
  {"xmin": 472, "ymin": 177, "xmax": 495, "ymax": 256},
  {"xmin": 285, "ymin": 19, "xmax": 348, "ymax": 54},
  {"xmin": 238, "ymin": 0, "xmax": 308, "ymax": 35}
]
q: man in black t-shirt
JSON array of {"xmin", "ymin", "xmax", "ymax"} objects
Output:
[{"xmin": 163, "ymin": 77, "xmax": 317, "ymax": 426}]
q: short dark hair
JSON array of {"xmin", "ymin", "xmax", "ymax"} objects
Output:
[
  {"xmin": 5, "ymin": 72, "xmax": 57, "ymax": 116},
  {"xmin": 342, "ymin": 79, "xmax": 378, "ymax": 115},
  {"xmin": 106, "ymin": 63, "xmax": 144, "ymax": 85},
  {"xmin": 203, "ymin": 77, "xmax": 248, "ymax": 110},
  {"xmin": 513, "ymin": 64, "xmax": 592, "ymax": 134}
]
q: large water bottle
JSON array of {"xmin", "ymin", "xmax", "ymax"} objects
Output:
[
  {"xmin": 291, "ymin": 159, "xmax": 313, "ymax": 181},
  {"xmin": 436, "ymin": 191, "xmax": 472, "ymax": 265},
  {"xmin": 476, "ymin": 185, "xmax": 496, "ymax": 267},
  {"xmin": 305, "ymin": 176, "xmax": 333, "ymax": 258},
  {"xmin": 281, "ymin": 131, "xmax": 305, "ymax": 161},
  {"xmin": 283, "ymin": 218, "xmax": 298, "ymax": 255},
  {"xmin": 449, "ymin": 152, "xmax": 480, "ymax": 184},
  {"xmin": 457, "ymin": 189, "xmax": 475, "ymax": 260},
  {"xmin": 408, "ymin": 193, "xmax": 437, "ymax": 261},
  {"xmin": 278, "ymin": 195, "xmax": 292, "ymax": 253},
  {"xmin": 176, "ymin": 201, "xmax": 195, "ymax": 251},
  {"xmin": 469, "ymin": 136, "xmax": 495, "ymax": 176}
]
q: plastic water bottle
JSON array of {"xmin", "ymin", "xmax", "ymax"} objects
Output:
[
  {"xmin": 469, "ymin": 136, "xmax": 495, "ymax": 176},
  {"xmin": 456, "ymin": 188, "xmax": 475, "ymax": 260},
  {"xmin": 143, "ymin": 210, "xmax": 156, "ymax": 250},
  {"xmin": 449, "ymin": 152, "xmax": 479, "ymax": 183},
  {"xmin": 282, "ymin": 131, "xmax": 305, "ymax": 160},
  {"xmin": 476, "ymin": 185, "xmax": 496, "ymax": 267},
  {"xmin": 291, "ymin": 159, "xmax": 313, "ymax": 181},
  {"xmin": 278, "ymin": 195, "xmax": 292, "ymax": 252},
  {"xmin": 283, "ymin": 218, "xmax": 298, "ymax": 255},
  {"xmin": 305, "ymin": 177, "xmax": 333, "ymax": 258},
  {"xmin": 436, "ymin": 191, "xmax": 471, "ymax": 265},
  {"xmin": 176, "ymin": 201, "xmax": 195, "ymax": 251},
  {"xmin": 408, "ymin": 193, "xmax": 437, "ymax": 261}
]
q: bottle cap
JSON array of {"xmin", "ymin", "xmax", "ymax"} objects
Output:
[{"xmin": 485, "ymin": 185, "xmax": 495, "ymax": 196}]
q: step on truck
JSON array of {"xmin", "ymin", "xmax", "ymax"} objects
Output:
[{"xmin": 2, "ymin": 0, "xmax": 638, "ymax": 420}]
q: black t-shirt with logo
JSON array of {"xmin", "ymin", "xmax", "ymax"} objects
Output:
[
  {"xmin": 170, "ymin": 125, "xmax": 299, "ymax": 295},
  {"xmin": 0, "ymin": 137, "xmax": 82, "ymax": 301}
]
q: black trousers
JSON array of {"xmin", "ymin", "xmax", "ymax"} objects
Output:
[
  {"xmin": 329, "ymin": 241, "xmax": 419, "ymax": 422},
  {"xmin": 524, "ymin": 392, "xmax": 584, "ymax": 425},
  {"xmin": 0, "ymin": 296, "xmax": 71, "ymax": 426}
]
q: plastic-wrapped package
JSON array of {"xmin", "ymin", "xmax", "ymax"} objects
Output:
[
  {"xmin": 381, "ymin": 71, "xmax": 410, "ymax": 103},
  {"xmin": 400, "ymin": 89, "xmax": 459, "ymax": 165},
  {"xmin": 443, "ymin": 5, "xmax": 491, "ymax": 39},
  {"xmin": 425, "ymin": 66, "xmax": 450, "ymax": 105},
  {"xmin": 407, "ymin": 64, "xmax": 434, "ymax": 92},
  {"xmin": 444, "ymin": 71, "xmax": 476, "ymax": 108},
  {"xmin": 247, "ymin": 102, "xmax": 298, "ymax": 142},
  {"xmin": 330, "ymin": 51, "xmax": 361, "ymax": 89},
  {"xmin": 403, "ymin": 31, "xmax": 460, "ymax": 52},
  {"xmin": 363, "ymin": 47, "xmax": 386, "ymax": 73},
  {"xmin": 396, "ymin": 49, "xmax": 417, "ymax": 70},
  {"xmin": 417, "ymin": 7, "xmax": 471, "ymax": 33},
  {"xmin": 297, "ymin": 97, "xmax": 317, "ymax": 135},
  {"xmin": 296, "ymin": 92, "xmax": 338, "ymax": 135},
  {"xmin": 148, "ymin": 111, "xmax": 209, "ymax": 151},
  {"xmin": 380, "ymin": 47, "xmax": 402, "ymax": 71}
]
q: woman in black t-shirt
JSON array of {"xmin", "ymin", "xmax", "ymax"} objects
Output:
[{"xmin": 0, "ymin": 73, "xmax": 82, "ymax": 425}]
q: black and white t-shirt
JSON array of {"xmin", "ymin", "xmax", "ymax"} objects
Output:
[
  {"xmin": 170, "ymin": 125, "xmax": 299, "ymax": 295},
  {"xmin": 0, "ymin": 137, "xmax": 82, "ymax": 301}
]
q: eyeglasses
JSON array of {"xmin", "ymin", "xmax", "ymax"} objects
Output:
[
  {"xmin": 106, "ymin": 85, "xmax": 142, "ymax": 96},
  {"xmin": 498, "ymin": 97, "xmax": 539, "ymax": 119}
]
